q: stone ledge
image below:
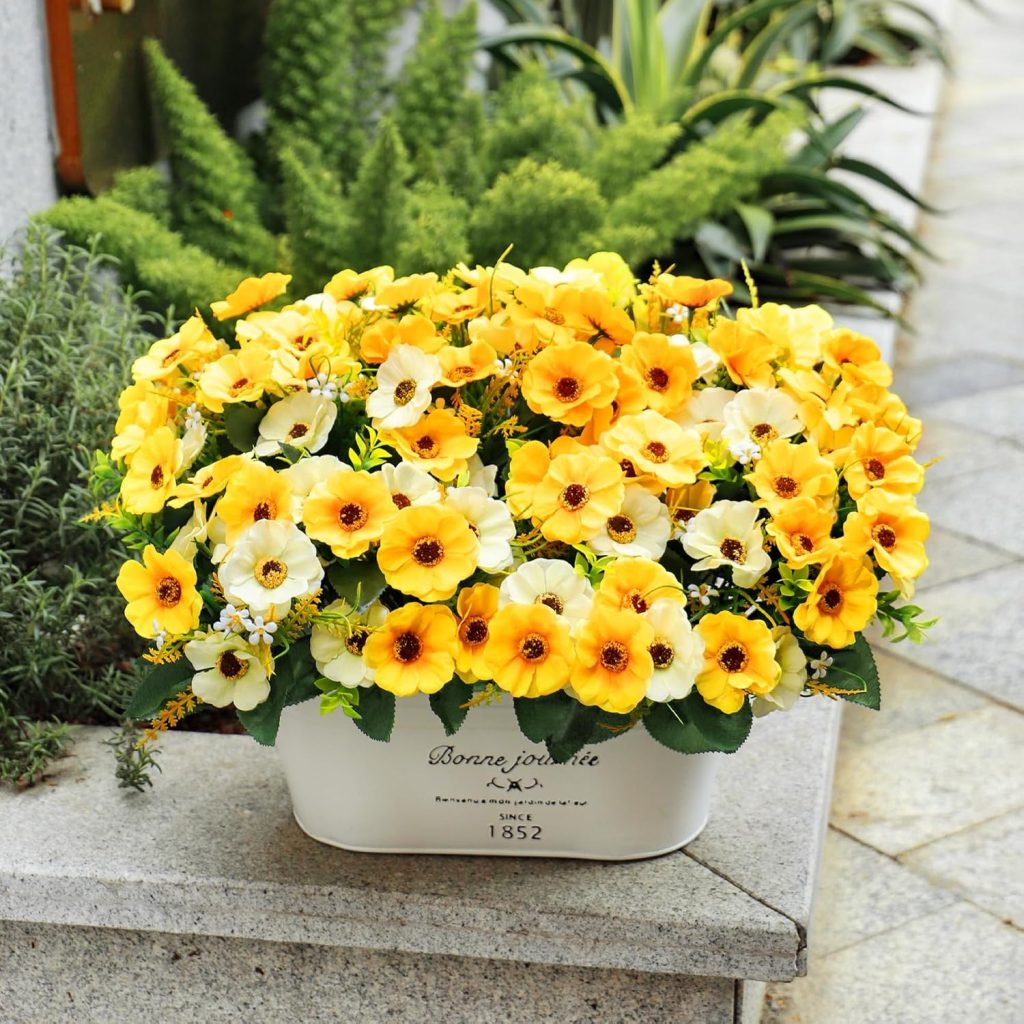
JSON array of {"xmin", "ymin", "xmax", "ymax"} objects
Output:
[{"xmin": 0, "ymin": 699, "xmax": 841, "ymax": 985}]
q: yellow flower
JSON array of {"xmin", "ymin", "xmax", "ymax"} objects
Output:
[
  {"xmin": 131, "ymin": 315, "xmax": 226, "ymax": 382},
  {"xmin": 822, "ymin": 329, "xmax": 892, "ymax": 388},
  {"xmin": 666, "ymin": 479, "xmax": 717, "ymax": 535},
  {"xmin": 454, "ymin": 583, "xmax": 501, "ymax": 680},
  {"xmin": 303, "ymin": 470, "xmax": 398, "ymax": 558},
  {"xmin": 619, "ymin": 332, "xmax": 697, "ymax": 416},
  {"xmin": 111, "ymin": 386, "xmax": 175, "ymax": 464},
  {"xmin": 521, "ymin": 340, "xmax": 618, "ymax": 427},
  {"xmin": 386, "ymin": 407, "xmax": 479, "ymax": 481},
  {"xmin": 599, "ymin": 410, "xmax": 705, "ymax": 492},
  {"xmin": 576, "ymin": 289, "xmax": 635, "ymax": 352},
  {"xmin": 376, "ymin": 504, "xmax": 479, "ymax": 601},
  {"xmin": 359, "ymin": 314, "xmax": 445, "ymax": 365},
  {"xmin": 485, "ymin": 602, "xmax": 574, "ymax": 698},
  {"xmin": 505, "ymin": 440, "xmax": 551, "ymax": 519},
  {"xmin": 438, "ymin": 339, "xmax": 500, "ymax": 387},
  {"xmin": 214, "ymin": 461, "xmax": 295, "ymax": 543},
  {"xmin": 653, "ymin": 274, "xmax": 733, "ymax": 309},
  {"xmin": 532, "ymin": 451, "xmax": 625, "ymax": 544},
  {"xmin": 506, "ymin": 278, "xmax": 591, "ymax": 348},
  {"xmin": 119, "ymin": 426, "xmax": 183, "ymax": 514},
  {"xmin": 708, "ymin": 320, "xmax": 779, "ymax": 390},
  {"xmin": 843, "ymin": 491, "xmax": 930, "ymax": 580},
  {"xmin": 794, "ymin": 552, "xmax": 879, "ymax": 649},
  {"xmin": 573, "ymin": 606, "xmax": 655, "ymax": 714},
  {"xmin": 169, "ymin": 454, "xmax": 249, "ymax": 508},
  {"xmin": 324, "ymin": 265, "xmax": 393, "ymax": 303},
  {"xmin": 749, "ymin": 439, "xmax": 837, "ymax": 514},
  {"xmin": 765, "ymin": 497, "xmax": 837, "ymax": 568},
  {"xmin": 737, "ymin": 304, "xmax": 832, "ymax": 369},
  {"xmin": 363, "ymin": 603, "xmax": 458, "ymax": 696},
  {"xmin": 695, "ymin": 612, "xmax": 780, "ymax": 714},
  {"xmin": 116, "ymin": 544, "xmax": 202, "ymax": 638},
  {"xmin": 594, "ymin": 556, "xmax": 685, "ymax": 615},
  {"xmin": 211, "ymin": 273, "xmax": 291, "ymax": 320},
  {"xmin": 578, "ymin": 363, "xmax": 647, "ymax": 444},
  {"xmin": 195, "ymin": 346, "xmax": 275, "ymax": 413},
  {"xmin": 565, "ymin": 251, "xmax": 637, "ymax": 305},
  {"xmin": 843, "ymin": 424, "xmax": 925, "ymax": 501},
  {"xmin": 375, "ymin": 272, "xmax": 439, "ymax": 312}
]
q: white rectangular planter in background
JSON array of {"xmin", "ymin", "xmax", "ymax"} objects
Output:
[{"xmin": 277, "ymin": 697, "xmax": 721, "ymax": 861}]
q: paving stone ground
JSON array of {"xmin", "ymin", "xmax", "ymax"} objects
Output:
[{"xmin": 764, "ymin": 1, "xmax": 1024, "ymax": 1020}]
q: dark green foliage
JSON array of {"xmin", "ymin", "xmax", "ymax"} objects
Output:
[
  {"xmin": 0, "ymin": 229, "xmax": 152, "ymax": 783},
  {"xmin": 397, "ymin": 181, "xmax": 471, "ymax": 276},
  {"xmin": 438, "ymin": 93, "xmax": 488, "ymax": 201},
  {"xmin": 393, "ymin": 1, "xmax": 479, "ymax": 156},
  {"xmin": 105, "ymin": 721, "xmax": 161, "ymax": 791},
  {"xmin": 481, "ymin": 70, "xmax": 589, "ymax": 180},
  {"xmin": 644, "ymin": 695, "xmax": 753, "ymax": 754},
  {"xmin": 39, "ymin": 196, "xmax": 243, "ymax": 318},
  {"xmin": 428, "ymin": 679, "xmax": 474, "ymax": 736},
  {"xmin": 469, "ymin": 158, "xmax": 604, "ymax": 269},
  {"xmin": 0, "ymin": 709, "xmax": 71, "ymax": 786},
  {"xmin": 106, "ymin": 166, "xmax": 172, "ymax": 226},
  {"xmin": 348, "ymin": 120, "xmax": 412, "ymax": 269},
  {"xmin": 263, "ymin": 0, "xmax": 367, "ymax": 179},
  {"xmin": 279, "ymin": 138, "xmax": 357, "ymax": 294},
  {"xmin": 144, "ymin": 39, "xmax": 276, "ymax": 272}
]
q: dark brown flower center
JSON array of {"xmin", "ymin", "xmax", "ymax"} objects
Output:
[
  {"xmin": 150, "ymin": 465, "xmax": 165, "ymax": 488},
  {"xmin": 554, "ymin": 376, "xmax": 581, "ymax": 402},
  {"xmin": 156, "ymin": 576, "xmax": 182, "ymax": 607},
  {"xmin": 649, "ymin": 641, "xmax": 675, "ymax": 669},
  {"xmin": 717, "ymin": 642, "xmax": 748, "ymax": 674},
  {"xmin": 600, "ymin": 640, "xmax": 629, "ymax": 672},
  {"xmin": 231, "ymin": 377, "xmax": 249, "ymax": 392},
  {"xmin": 606, "ymin": 514, "xmax": 637, "ymax": 544},
  {"xmin": 751, "ymin": 422, "xmax": 777, "ymax": 443},
  {"xmin": 393, "ymin": 631, "xmax": 422, "ymax": 663},
  {"xmin": 643, "ymin": 441, "xmax": 669, "ymax": 464},
  {"xmin": 644, "ymin": 367, "xmax": 670, "ymax": 392},
  {"xmin": 345, "ymin": 629, "xmax": 368, "ymax": 656},
  {"xmin": 865, "ymin": 458, "xmax": 886, "ymax": 481},
  {"xmin": 412, "ymin": 537, "xmax": 444, "ymax": 567},
  {"xmin": 559, "ymin": 483, "xmax": 590, "ymax": 511},
  {"xmin": 538, "ymin": 593, "xmax": 564, "ymax": 615},
  {"xmin": 819, "ymin": 585, "xmax": 843, "ymax": 613},
  {"xmin": 217, "ymin": 651, "xmax": 249, "ymax": 680},
  {"xmin": 287, "ymin": 422, "xmax": 309, "ymax": 440},
  {"xmin": 255, "ymin": 557, "xmax": 287, "ymax": 588},
  {"xmin": 623, "ymin": 589, "xmax": 648, "ymax": 614},
  {"xmin": 338, "ymin": 502, "xmax": 368, "ymax": 530},
  {"xmin": 773, "ymin": 475, "xmax": 799, "ymax": 498},
  {"xmin": 872, "ymin": 524, "xmax": 897, "ymax": 550},
  {"xmin": 719, "ymin": 537, "xmax": 746, "ymax": 563},
  {"xmin": 460, "ymin": 616, "xmax": 489, "ymax": 647},
  {"xmin": 620, "ymin": 458, "xmax": 638, "ymax": 478},
  {"xmin": 519, "ymin": 632, "xmax": 549, "ymax": 661},
  {"xmin": 161, "ymin": 347, "xmax": 182, "ymax": 367},
  {"xmin": 391, "ymin": 492, "xmax": 412, "ymax": 510},
  {"xmin": 797, "ymin": 533, "xmax": 815, "ymax": 552},
  {"xmin": 673, "ymin": 508, "xmax": 697, "ymax": 526},
  {"xmin": 393, "ymin": 379, "xmax": 417, "ymax": 406},
  {"xmin": 414, "ymin": 435, "xmax": 440, "ymax": 458},
  {"xmin": 253, "ymin": 500, "xmax": 276, "ymax": 521}
]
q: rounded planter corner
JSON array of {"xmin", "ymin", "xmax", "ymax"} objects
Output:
[{"xmin": 276, "ymin": 697, "xmax": 721, "ymax": 861}]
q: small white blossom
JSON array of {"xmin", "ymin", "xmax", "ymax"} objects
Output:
[
  {"xmin": 308, "ymin": 372, "xmax": 338, "ymax": 400},
  {"xmin": 152, "ymin": 620, "xmax": 168, "ymax": 650},
  {"xmin": 728, "ymin": 438, "xmax": 762, "ymax": 465},
  {"xmin": 247, "ymin": 615, "xmax": 279, "ymax": 646},
  {"xmin": 360, "ymin": 296, "xmax": 383, "ymax": 311},
  {"xmin": 214, "ymin": 603, "xmax": 255, "ymax": 636},
  {"xmin": 809, "ymin": 651, "xmax": 834, "ymax": 680},
  {"xmin": 687, "ymin": 581, "xmax": 720, "ymax": 607},
  {"xmin": 665, "ymin": 303, "xmax": 688, "ymax": 325},
  {"xmin": 184, "ymin": 403, "xmax": 203, "ymax": 431}
]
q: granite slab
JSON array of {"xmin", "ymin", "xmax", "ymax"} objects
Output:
[{"xmin": 0, "ymin": 699, "xmax": 842, "ymax": 984}]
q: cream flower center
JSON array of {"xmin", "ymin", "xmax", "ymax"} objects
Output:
[
  {"xmin": 345, "ymin": 629, "xmax": 368, "ymax": 656},
  {"xmin": 287, "ymin": 422, "xmax": 309, "ymax": 440},
  {"xmin": 642, "ymin": 441, "xmax": 669, "ymax": 464},
  {"xmin": 751, "ymin": 422, "xmax": 777, "ymax": 443},
  {"xmin": 254, "ymin": 557, "xmax": 288, "ymax": 589}
]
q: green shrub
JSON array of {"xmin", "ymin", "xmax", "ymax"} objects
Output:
[
  {"xmin": 397, "ymin": 181, "xmax": 471, "ymax": 276},
  {"xmin": 106, "ymin": 166, "xmax": 172, "ymax": 226},
  {"xmin": 0, "ymin": 229, "xmax": 150, "ymax": 783}
]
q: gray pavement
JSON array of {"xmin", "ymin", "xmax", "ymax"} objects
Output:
[{"xmin": 765, "ymin": 1, "xmax": 1024, "ymax": 1020}]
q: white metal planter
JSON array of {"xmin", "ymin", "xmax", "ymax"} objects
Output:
[{"xmin": 277, "ymin": 697, "xmax": 721, "ymax": 861}]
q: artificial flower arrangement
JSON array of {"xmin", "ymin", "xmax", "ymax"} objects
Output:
[{"xmin": 92, "ymin": 253, "xmax": 933, "ymax": 761}]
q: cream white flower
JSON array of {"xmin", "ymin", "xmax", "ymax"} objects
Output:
[
  {"xmin": 445, "ymin": 485, "xmax": 516, "ymax": 572},
  {"xmin": 170, "ymin": 500, "xmax": 209, "ymax": 561},
  {"xmin": 219, "ymin": 520, "xmax": 323, "ymax": 619},
  {"xmin": 466, "ymin": 454, "xmax": 499, "ymax": 496},
  {"xmin": 721, "ymin": 387, "xmax": 802, "ymax": 451},
  {"xmin": 310, "ymin": 600, "xmax": 387, "ymax": 687},
  {"xmin": 643, "ymin": 600, "xmax": 705, "ymax": 702},
  {"xmin": 254, "ymin": 392, "xmax": 338, "ymax": 457},
  {"xmin": 674, "ymin": 386, "xmax": 732, "ymax": 440},
  {"xmin": 281, "ymin": 454, "xmax": 349, "ymax": 516},
  {"xmin": 185, "ymin": 633, "xmax": 270, "ymax": 711},
  {"xmin": 180, "ymin": 416, "xmax": 208, "ymax": 470},
  {"xmin": 376, "ymin": 461, "xmax": 441, "ymax": 510},
  {"xmin": 499, "ymin": 558, "xmax": 594, "ymax": 631},
  {"xmin": 365, "ymin": 345, "xmax": 441, "ymax": 428},
  {"xmin": 589, "ymin": 486, "xmax": 671, "ymax": 560},
  {"xmin": 753, "ymin": 628, "xmax": 808, "ymax": 716},
  {"xmin": 682, "ymin": 500, "xmax": 771, "ymax": 587},
  {"xmin": 689, "ymin": 341, "xmax": 721, "ymax": 381}
]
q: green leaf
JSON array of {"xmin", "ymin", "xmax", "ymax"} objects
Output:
[
  {"xmin": 644, "ymin": 700, "xmax": 716, "ymax": 754},
  {"xmin": 353, "ymin": 685, "xmax": 396, "ymax": 742},
  {"xmin": 222, "ymin": 403, "xmax": 263, "ymax": 453},
  {"xmin": 822, "ymin": 635, "xmax": 880, "ymax": 710},
  {"xmin": 834, "ymin": 157, "xmax": 940, "ymax": 213},
  {"xmin": 735, "ymin": 202, "xmax": 775, "ymax": 262},
  {"xmin": 238, "ymin": 641, "xmax": 316, "ymax": 746},
  {"xmin": 546, "ymin": 703, "xmax": 600, "ymax": 763},
  {"xmin": 644, "ymin": 693, "xmax": 753, "ymax": 754},
  {"xmin": 513, "ymin": 692, "xmax": 576, "ymax": 744},
  {"xmin": 126, "ymin": 658, "xmax": 194, "ymax": 720},
  {"xmin": 327, "ymin": 558, "xmax": 387, "ymax": 609},
  {"xmin": 429, "ymin": 679, "xmax": 475, "ymax": 736}
]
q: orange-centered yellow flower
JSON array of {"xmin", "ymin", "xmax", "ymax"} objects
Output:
[
  {"xmin": 454, "ymin": 583, "xmax": 501, "ymax": 681},
  {"xmin": 843, "ymin": 491, "xmax": 930, "ymax": 581},
  {"xmin": 505, "ymin": 440, "xmax": 551, "ymax": 519},
  {"xmin": 695, "ymin": 612, "xmax": 780, "ymax": 714},
  {"xmin": 521, "ymin": 341, "xmax": 618, "ymax": 427},
  {"xmin": 385, "ymin": 407, "xmax": 479, "ymax": 481},
  {"xmin": 485, "ymin": 603, "xmax": 575, "ymax": 698},
  {"xmin": 749, "ymin": 439, "xmax": 837, "ymax": 514},
  {"xmin": 765, "ymin": 497, "xmax": 837, "ymax": 569},
  {"xmin": 573, "ymin": 606, "xmax": 655, "ymax": 714},
  {"xmin": 119, "ymin": 426, "xmax": 183, "ymax": 514},
  {"xmin": 619, "ymin": 332, "xmax": 697, "ymax": 416},
  {"xmin": 195, "ymin": 346, "xmax": 275, "ymax": 413},
  {"xmin": 843, "ymin": 424, "xmax": 925, "ymax": 501},
  {"xmin": 599, "ymin": 410, "xmax": 705, "ymax": 492},
  {"xmin": 594, "ymin": 557, "xmax": 685, "ymax": 615},
  {"xmin": 116, "ymin": 544, "xmax": 202, "ymax": 639},
  {"xmin": 532, "ymin": 452, "xmax": 625, "ymax": 544},
  {"xmin": 794, "ymin": 552, "xmax": 879, "ymax": 649},
  {"xmin": 363, "ymin": 603, "xmax": 458, "ymax": 696},
  {"xmin": 708, "ymin": 320, "xmax": 779, "ymax": 390},
  {"xmin": 211, "ymin": 272, "xmax": 292, "ymax": 320},
  {"xmin": 303, "ymin": 470, "xmax": 397, "ymax": 558},
  {"xmin": 654, "ymin": 273, "xmax": 733, "ymax": 310},
  {"xmin": 376, "ymin": 504, "xmax": 479, "ymax": 601},
  {"xmin": 214, "ymin": 461, "xmax": 295, "ymax": 544}
]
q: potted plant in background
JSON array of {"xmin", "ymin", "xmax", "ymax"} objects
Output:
[{"xmin": 91, "ymin": 250, "xmax": 933, "ymax": 859}]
